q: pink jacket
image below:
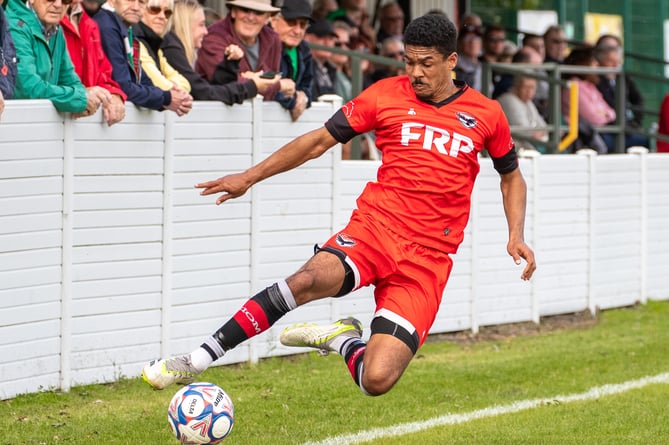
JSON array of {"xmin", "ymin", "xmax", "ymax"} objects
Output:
[{"xmin": 562, "ymin": 77, "xmax": 615, "ymax": 127}]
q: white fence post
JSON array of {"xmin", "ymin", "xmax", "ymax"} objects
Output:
[
  {"xmin": 577, "ymin": 148, "xmax": 598, "ymax": 315},
  {"xmin": 161, "ymin": 111, "xmax": 175, "ymax": 359},
  {"xmin": 61, "ymin": 115, "xmax": 74, "ymax": 393},
  {"xmin": 628, "ymin": 146, "xmax": 649, "ymax": 304},
  {"xmin": 248, "ymin": 96, "xmax": 264, "ymax": 364}
]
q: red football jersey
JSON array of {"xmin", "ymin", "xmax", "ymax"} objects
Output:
[{"xmin": 325, "ymin": 76, "xmax": 516, "ymax": 254}]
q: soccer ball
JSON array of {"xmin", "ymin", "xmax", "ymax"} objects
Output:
[{"xmin": 168, "ymin": 382, "xmax": 235, "ymax": 444}]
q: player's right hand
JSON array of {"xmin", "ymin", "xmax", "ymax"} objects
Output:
[{"xmin": 195, "ymin": 173, "xmax": 253, "ymax": 205}]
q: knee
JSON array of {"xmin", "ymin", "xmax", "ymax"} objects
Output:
[
  {"xmin": 285, "ymin": 272, "xmax": 317, "ymax": 305},
  {"xmin": 360, "ymin": 368, "xmax": 399, "ymax": 396}
]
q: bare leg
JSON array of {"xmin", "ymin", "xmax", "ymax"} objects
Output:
[
  {"xmin": 361, "ymin": 333, "xmax": 414, "ymax": 395},
  {"xmin": 286, "ymin": 251, "xmax": 347, "ymax": 305}
]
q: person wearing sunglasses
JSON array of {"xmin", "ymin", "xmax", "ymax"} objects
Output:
[
  {"xmin": 543, "ymin": 25, "xmax": 568, "ymax": 64},
  {"xmin": 161, "ymin": 0, "xmax": 278, "ymax": 105},
  {"xmin": 4, "ymin": 0, "xmax": 108, "ymax": 115},
  {"xmin": 195, "ymin": 0, "xmax": 295, "ymax": 102},
  {"xmin": 93, "ymin": 0, "xmax": 192, "ymax": 115},
  {"xmin": 133, "ymin": 0, "xmax": 190, "ymax": 95},
  {"xmin": 60, "ymin": 0, "xmax": 127, "ymax": 125},
  {"xmin": 364, "ymin": 36, "xmax": 404, "ymax": 89}
]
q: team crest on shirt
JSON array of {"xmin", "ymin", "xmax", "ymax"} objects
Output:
[
  {"xmin": 456, "ymin": 112, "xmax": 477, "ymax": 129},
  {"xmin": 343, "ymin": 101, "xmax": 355, "ymax": 118},
  {"xmin": 335, "ymin": 233, "xmax": 356, "ymax": 247}
]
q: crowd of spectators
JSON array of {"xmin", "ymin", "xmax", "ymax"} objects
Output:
[
  {"xmin": 0, "ymin": 0, "xmax": 663, "ymax": 154},
  {"xmin": 0, "ymin": 0, "xmax": 407, "ymax": 132},
  {"xmin": 454, "ymin": 15, "xmax": 654, "ymax": 153}
]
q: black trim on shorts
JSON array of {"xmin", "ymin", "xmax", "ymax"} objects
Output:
[
  {"xmin": 370, "ymin": 316, "xmax": 420, "ymax": 355},
  {"xmin": 313, "ymin": 244, "xmax": 355, "ymax": 297}
]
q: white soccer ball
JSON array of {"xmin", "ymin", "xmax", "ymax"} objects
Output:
[{"xmin": 167, "ymin": 382, "xmax": 235, "ymax": 444}]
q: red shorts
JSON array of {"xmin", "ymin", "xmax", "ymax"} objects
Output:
[{"xmin": 321, "ymin": 210, "xmax": 453, "ymax": 347}]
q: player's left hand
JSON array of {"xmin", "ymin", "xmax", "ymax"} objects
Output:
[
  {"xmin": 195, "ymin": 173, "xmax": 253, "ymax": 205},
  {"xmin": 507, "ymin": 240, "xmax": 536, "ymax": 281}
]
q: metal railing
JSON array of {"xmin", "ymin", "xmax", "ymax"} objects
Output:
[
  {"xmin": 306, "ymin": 42, "xmax": 667, "ymax": 156},
  {"xmin": 482, "ymin": 62, "xmax": 634, "ymax": 154}
]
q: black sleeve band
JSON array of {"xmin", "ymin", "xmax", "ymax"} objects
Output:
[
  {"xmin": 324, "ymin": 109, "xmax": 359, "ymax": 144},
  {"xmin": 491, "ymin": 146, "xmax": 519, "ymax": 175}
]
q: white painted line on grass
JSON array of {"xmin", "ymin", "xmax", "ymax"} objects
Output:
[{"xmin": 302, "ymin": 372, "xmax": 669, "ymax": 445}]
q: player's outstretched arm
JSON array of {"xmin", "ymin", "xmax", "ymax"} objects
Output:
[
  {"xmin": 500, "ymin": 168, "xmax": 536, "ymax": 280},
  {"xmin": 196, "ymin": 127, "xmax": 339, "ymax": 205}
]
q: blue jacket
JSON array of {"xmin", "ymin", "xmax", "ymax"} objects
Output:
[
  {"xmin": 275, "ymin": 40, "xmax": 313, "ymax": 111},
  {"xmin": 93, "ymin": 9, "xmax": 169, "ymax": 110},
  {"xmin": 0, "ymin": 5, "xmax": 17, "ymax": 99}
]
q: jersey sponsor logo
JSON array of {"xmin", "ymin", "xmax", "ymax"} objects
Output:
[
  {"xmin": 400, "ymin": 122, "xmax": 475, "ymax": 157},
  {"xmin": 456, "ymin": 112, "xmax": 477, "ymax": 129},
  {"xmin": 336, "ymin": 233, "xmax": 356, "ymax": 247}
]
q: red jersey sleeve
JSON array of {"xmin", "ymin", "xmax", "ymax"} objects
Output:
[
  {"xmin": 486, "ymin": 100, "xmax": 518, "ymax": 174},
  {"xmin": 324, "ymin": 82, "xmax": 382, "ymax": 143}
]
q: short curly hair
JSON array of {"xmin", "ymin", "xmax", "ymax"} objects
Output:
[{"xmin": 403, "ymin": 13, "xmax": 457, "ymax": 57}]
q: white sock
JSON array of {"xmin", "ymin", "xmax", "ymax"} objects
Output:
[
  {"xmin": 334, "ymin": 336, "xmax": 362, "ymax": 356},
  {"xmin": 189, "ymin": 347, "xmax": 215, "ymax": 372},
  {"xmin": 328, "ymin": 335, "xmax": 348, "ymax": 355}
]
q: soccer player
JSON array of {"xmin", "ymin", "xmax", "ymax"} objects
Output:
[{"xmin": 142, "ymin": 13, "xmax": 536, "ymax": 397}]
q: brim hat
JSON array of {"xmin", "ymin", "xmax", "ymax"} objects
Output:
[
  {"xmin": 281, "ymin": 0, "xmax": 313, "ymax": 21},
  {"xmin": 226, "ymin": 0, "xmax": 280, "ymax": 13}
]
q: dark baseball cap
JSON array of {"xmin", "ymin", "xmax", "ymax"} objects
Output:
[
  {"xmin": 306, "ymin": 19, "xmax": 337, "ymax": 37},
  {"xmin": 281, "ymin": 0, "xmax": 313, "ymax": 21}
]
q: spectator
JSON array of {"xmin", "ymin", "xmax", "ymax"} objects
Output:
[
  {"xmin": 492, "ymin": 46, "xmax": 549, "ymax": 122},
  {"xmin": 61, "ymin": 0, "xmax": 127, "ymax": 125},
  {"xmin": 543, "ymin": 25, "xmax": 568, "ymax": 63},
  {"xmin": 162, "ymin": 0, "xmax": 276, "ymax": 104},
  {"xmin": 364, "ymin": 36, "xmax": 403, "ymax": 88},
  {"xmin": 657, "ymin": 93, "xmax": 669, "ymax": 152},
  {"xmin": 304, "ymin": 19, "xmax": 337, "ymax": 99},
  {"xmin": 375, "ymin": 1, "xmax": 404, "ymax": 44},
  {"xmin": 311, "ymin": 0, "xmax": 337, "ymax": 22},
  {"xmin": 561, "ymin": 47, "xmax": 612, "ymax": 153},
  {"xmin": 497, "ymin": 75, "xmax": 548, "ymax": 151},
  {"xmin": 327, "ymin": 0, "xmax": 375, "ymax": 54},
  {"xmin": 94, "ymin": 0, "xmax": 193, "ymax": 114},
  {"xmin": 594, "ymin": 34, "xmax": 648, "ymax": 148},
  {"xmin": 454, "ymin": 24, "xmax": 482, "ymax": 91},
  {"xmin": 5, "ymin": 0, "xmax": 108, "ymax": 115},
  {"xmin": 82, "ymin": 0, "xmax": 104, "ymax": 16},
  {"xmin": 195, "ymin": 0, "xmax": 293, "ymax": 102},
  {"xmin": 270, "ymin": 0, "xmax": 314, "ymax": 121},
  {"xmin": 522, "ymin": 33, "xmax": 545, "ymax": 60},
  {"xmin": 481, "ymin": 24, "xmax": 505, "ymax": 64},
  {"xmin": 459, "ymin": 12, "xmax": 481, "ymax": 30},
  {"xmin": 1, "ymin": 4, "xmax": 17, "ymax": 120},
  {"xmin": 134, "ymin": 0, "xmax": 191, "ymax": 92},
  {"xmin": 479, "ymin": 24, "xmax": 507, "ymax": 95},
  {"xmin": 499, "ymin": 40, "xmax": 517, "ymax": 63},
  {"xmin": 331, "ymin": 18, "xmax": 352, "ymax": 102}
]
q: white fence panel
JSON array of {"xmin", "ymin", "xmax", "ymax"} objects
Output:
[{"xmin": 1, "ymin": 98, "xmax": 668, "ymax": 400}]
